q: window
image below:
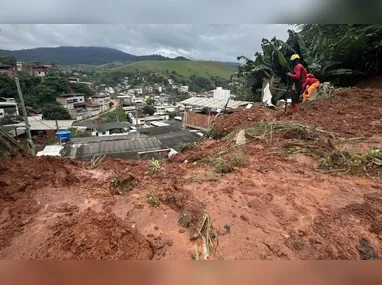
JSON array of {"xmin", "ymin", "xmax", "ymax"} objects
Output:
[{"xmin": 102, "ymin": 132, "xmax": 107, "ymax": 135}]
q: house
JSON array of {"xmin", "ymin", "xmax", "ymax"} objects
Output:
[
  {"xmin": 56, "ymin": 93, "xmax": 85, "ymax": 119},
  {"xmin": 0, "ymin": 97, "xmax": 19, "ymax": 118},
  {"xmin": 180, "ymin": 86, "xmax": 189, "ymax": 93},
  {"xmin": 154, "ymin": 105, "xmax": 167, "ymax": 115},
  {"xmin": 21, "ymin": 62, "xmax": 59, "ymax": 77},
  {"xmin": 213, "ymin": 87, "xmax": 230, "ymax": 100},
  {"xmin": 85, "ymin": 99, "xmax": 102, "ymax": 117},
  {"xmin": 91, "ymin": 94, "xmax": 111, "ymax": 112},
  {"xmin": 0, "ymin": 65, "xmax": 16, "ymax": 78},
  {"xmin": 128, "ymin": 114, "xmax": 169, "ymax": 126},
  {"xmin": 94, "ymin": 122, "xmax": 135, "ymax": 136}
]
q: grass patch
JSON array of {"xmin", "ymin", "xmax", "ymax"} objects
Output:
[
  {"xmin": 148, "ymin": 159, "xmax": 161, "ymax": 174},
  {"xmin": 147, "ymin": 188, "xmax": 160, "ymax": 207},
  {"xmin": 89, "ymin": 155, "xmax": 104, "ymax": 169},
  {"xmin": 205, "ymin": 127, "xmax": 228, "ymax": 140},
  {"xmin": 318, "ymin": 148, "xmax": 382, "ymax": 176},
  {"xmin": 208, "ymin": 146, "xmax": 247, "ymax": 174}
]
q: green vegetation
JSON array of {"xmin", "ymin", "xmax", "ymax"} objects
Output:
[
  {"xmin": 100, "ymin": 108, "xmax": 126, "ymax": 123},
  {"xmin": 146, "ymin": 188, "xmax": 160, "ymax": 207},
  {"xmin": 114, "ymin": 60, "xmax": 235, "ymax": 79},
  {"xmin": 0, "ymin": 115, "xmax": 24, "ymax": 125},
  {"xmin": 236, "ymin": 24, "xmax": 382, "ymax": 101},
  {"xmin": 70, "ymin": 83, "xmax": 94, "ymax": 96},
  {"xmin": 68, "ymin": 127, "xmax": 92, "ymax": 138},
  {"xmin": 148, "ymin": 159, "xmax": 161, "ymax": 174},
  {"xmin": 142, "ymin": 105, "xmax": 155, "ymax": 116},
  {"xmin": 0, "ymin": 56, "xmax": 16, "ymax": 67},
  {"xmin": 42, "ymin": 103, "xmax": 71, "ymax": 120}
]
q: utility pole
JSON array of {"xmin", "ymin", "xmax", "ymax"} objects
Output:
[{"xmin": 15, "ymin": 77, "xmax": 35, "ymax": 155}]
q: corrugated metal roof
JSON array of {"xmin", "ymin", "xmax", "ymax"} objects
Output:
[
  {"xmin": 62, "ymin": 137, "xmax": 164, "ymax": 161},
  {"xmin": 180, "ymin": 97, "xmax": 251, "ymax": 110},
  {"xmin": 70, "ymin": 133, "xmax": 145, "ymax": 143}
]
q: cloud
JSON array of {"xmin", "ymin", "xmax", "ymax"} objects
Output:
[{"xmin": 0, "ymin": 24, "xmax": 290, "ymax": 61}]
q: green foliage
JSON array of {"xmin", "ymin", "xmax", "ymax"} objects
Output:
[
  {"xmin": 42, "ymin": 103, "xmax": 71, "ymax": 120},
  {"xmin": 0, "ymin": 115, "xmax": 24, "ymax": 125},
  {"xmin": 70, "ymin": 83, "xmax": 94, "ymax": 96},
  {"xmin": 0, "ymin": 56, "xmax": 16, "ymax": 67},
  {"xmin": 142, "ymin": 105, "xmax": 155, "ymax": 116},
  {"xmin": 148, "ymin": 159, "xmax": 161, "ymax": 174},
  {"xmin": 34, "ymin": 84, "xmax": 56, "ymax": 103},
  {"xmin": 41, "ymin": 72, "xmax": 69, "ymax": 93},
  {"xmin": 146, "ymin": 98, "xmax": 155, "ymax": 105},
  {"xmin": 146, "ymin": 188, "xmax": 160, "ymax": 207},
  {"xmin": 237, "ymin": 24, "xmax": 382, "ymax": 98},
  {"xmin": 0, "ymin": 74, "xmax": 17, "ymax": 98},
  {"xmin": 68, "ymin": 127, "xmax": 92, "ymax": 138},
  {"xmin": 100, "ymin": 108, "xmax": 126, "ymax": 122}
]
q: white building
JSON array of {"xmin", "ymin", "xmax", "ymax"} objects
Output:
[
  {"xmin": 91, "ymin": 94, "xmax": 111, "ymax": 113},
  {"xmin": 180, "ymin": 86, "xmax": 189, "ymax": 93},
  {"xmin": 0, "ymin": 98, "xmax": 19, "ymax": 118},
  {"xmin": 213, "ymin": 87, "xmax": 230, "ymax": 101},
  {"xmin": 154, "ymin": 106, "xmax": 167, "ymax": 115}
]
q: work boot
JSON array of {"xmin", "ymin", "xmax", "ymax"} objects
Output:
[{"xmin": 294, "ymin": 104, "xmax": 300, "ymax": 113}]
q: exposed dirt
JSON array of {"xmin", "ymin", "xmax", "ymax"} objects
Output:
[
  {"xmin": 1, "ymin": 87, "xmax": 382, "ymax": 260},
  {"xmin": 213, "ymin": 88, "xmax": 382, "ymax": 138}
]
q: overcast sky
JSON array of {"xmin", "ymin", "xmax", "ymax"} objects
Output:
[{"xmin": 0, "ymin": 24, "xmax": 292, "ymax": 62}]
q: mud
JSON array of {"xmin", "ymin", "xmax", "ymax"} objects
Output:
[
  {"xmin": 34, "ymin": 209, "xmax": 153, "ymax": 260},
  {"xmin": 1, "ymin": 87, "xmax": 382, "ymax": 260},
  {"xmin": 214, "ymin": 88, "xmax": 382, "ymax": 137}
]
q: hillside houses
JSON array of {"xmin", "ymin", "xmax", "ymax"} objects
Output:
[{"xmin": 56, "ymin": 93, "xmax": 111, "ymax": 120}]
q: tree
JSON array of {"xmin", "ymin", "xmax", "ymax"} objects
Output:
[
  {"xmin": 0, "ymin": 56, "xmax": 16, "ymax": 67},
  {"xmin": 0, "ymin": 74, "xmax": 17, "ymax": 98},
  {"xmin": 142, "ymin": 105, "xmax": 155, "ymax": 116},
  {"xmin": 0, "ymin": 115, "xmax": 24, "ymax": 125},
  {"xmin": 42, "ymin": 104, "xmax": 71, "ymax": 120},
  {"xmin": 42, "ymin": 72, "xmax": 69, "ymax": 93},
  {"xmin": 146, "ymin": 98, "xmax": 155, "ymax": 105},
  {"xmin": 100, "ymin": 108, "xmax": 127, "ymax": 123},
  {"xmin": 34, "ymin": 84, "xmax": 56, "ymax": 104},
  {"xmin": 70, "ymin": 83, "xmax": 94, "ymax": 97}
]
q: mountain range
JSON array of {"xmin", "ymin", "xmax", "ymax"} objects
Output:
[{"xmin": 0, "ymin": 46, "xmax": 238, "ymax": 68}]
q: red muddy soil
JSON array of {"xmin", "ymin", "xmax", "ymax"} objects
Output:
[
  {"xmin": 214, "ymin": 88, "xmax": 382, "ymax": 137},
  {"xmin": 1, "ymin": 87, "xmax": 382, "ymax": 260}
]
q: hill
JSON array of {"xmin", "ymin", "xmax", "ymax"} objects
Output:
[
  {"xmin": 0, "ymin": 46, "xmax": 180, "ymax": 65},
  {"xmin": 113, "ymin": 60, "xmax": 235, "ymax": 79}
]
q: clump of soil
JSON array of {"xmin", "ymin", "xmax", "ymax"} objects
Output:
[{"xmin": 34, "ymin": 209, "xmax": 153, "ymax": 260}]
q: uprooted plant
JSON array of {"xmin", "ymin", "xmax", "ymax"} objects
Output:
[
  {"xmin": 148, "ymin": 159, "xmax": 161, "ymax": 174},
  {"xmin": 147, "ymin": 187, "xmax": 160, "ymax": 207},
  {"xmin": 88, "ymin": 155, "xmax": 104, "ymax": 169},
  {"xmin": 207, "ymin": 146, "xmax": 247, "ymax": 174},
  {"xmin": 318, "ymin": 148, "xmax": 382, "ymax": 176}
]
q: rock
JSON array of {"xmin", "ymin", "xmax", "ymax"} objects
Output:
[
  {"xmin": 178, "ymin": 210, "xmax": 192, "ymax": 228},
  {"xmin": 179, "ymin": 228, "xmax": 186, "ymax": 233},
  {"xmin": 166, "ymin": 239, "xmax": 173, "ymax": 246},
  {"xmin": 232, "ymin": 213, "xmax": 237, "ymax": 218},
  {"xmin": 235, "ymin": 130, "xmax": 246, "ymax": 146},
  {"xmin": 154, "ymin": 225, "xmax": 159, "ymax": 230},
  {"xmin": 183, "ymin": 160, "xmax": 189, "ymax": 164},
  {"xmin": 66, "ymin": 174, "xmax": 80, "ymax": 183},
  {"xmin": 240, "ymin": 214, "xmax": 249, "ymax": 222}
]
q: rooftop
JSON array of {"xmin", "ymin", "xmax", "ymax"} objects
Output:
[
  {"xmin": 58, "ymin": 93, "xmax": 84, "ymax": 98},
  {"xmin": 61, "ymin": 136, "xmax": 165, "ymax": 161},
  {"xmin": 96, "ymin": 122, "xmax": 132, "ymax": 132},
  {"xmin": 70, "ymin": 133, "xmax": 144, "ymax": 143},
  {"xmin": 5, "ymin": 117, "xmax": 75, "ymax": 131},
  {"xmin": 180, "ymin": 97, "xmax": 252, "ymax": 110}
]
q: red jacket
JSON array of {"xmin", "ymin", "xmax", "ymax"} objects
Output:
[{"xmin": 288, "ymin": 64, "xmax": 319, "ymax": 90}]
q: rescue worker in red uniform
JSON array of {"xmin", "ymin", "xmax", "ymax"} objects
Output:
[{"xmin": 287, "ymin": 54, "xmax": 319, "ymax": 112}]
